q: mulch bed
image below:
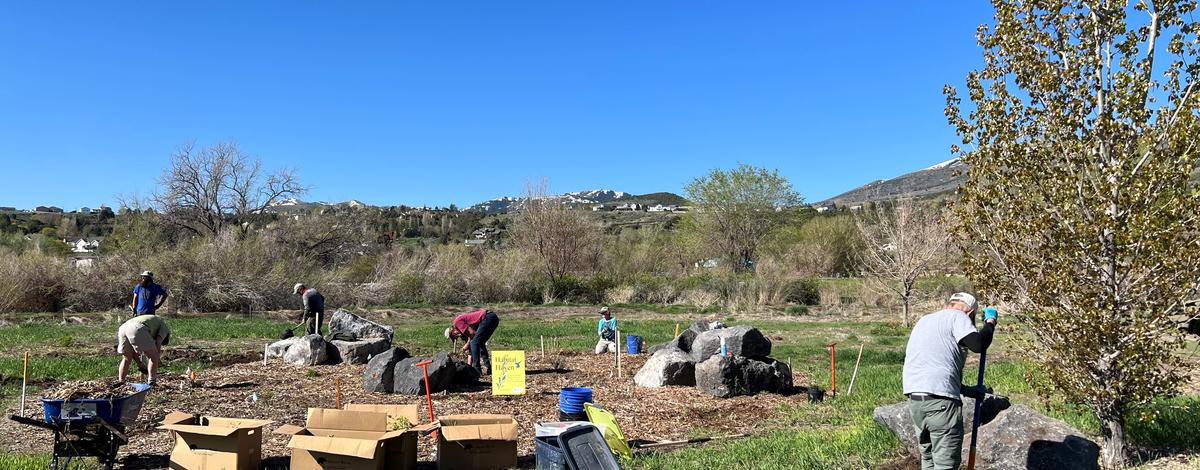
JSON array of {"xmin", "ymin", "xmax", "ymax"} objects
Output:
[{"xmin": 2, "ymin": 347, "xmax": 812, "ymax": 468}]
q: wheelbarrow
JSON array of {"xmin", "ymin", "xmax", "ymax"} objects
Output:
[{"xmin": 9, "ymin": 383, "xmax": 152, "ymax": 470}]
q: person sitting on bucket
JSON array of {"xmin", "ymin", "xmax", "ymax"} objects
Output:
[
  {"xmin": 902, "ymin": 292, "xmax": 998, "ymax": 470},
  {"xmin": 292, "ymin": 283, "xmax": 325, "ymax": 335},
  {"xmin": 594, "ymin": 306, "xmax": 618, "ymax": 354},
  {"xmin": 445, "ymin": 309, "xmax": 499, "ymax": 375},
  {"xmin": 117, "ymin": 312, "xmax": 170, "ymax": 385}
]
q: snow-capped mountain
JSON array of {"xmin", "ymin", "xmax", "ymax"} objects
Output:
[{"xmin": 817, "ymin": 158, "xmax": 967, "ymax": 207}]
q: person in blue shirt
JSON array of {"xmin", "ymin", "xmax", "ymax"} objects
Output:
[
  {"xmin": 130, "ymin": 271, "xmax": 168, "ymax": 315},
  {"xmin": 594, "ymin": 306, "xmax": 618, "ymax": 354}
]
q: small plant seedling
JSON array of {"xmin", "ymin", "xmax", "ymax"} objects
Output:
[{"xmin": 305, "ymin": 368, "xmax": 319, "ymax": 378}]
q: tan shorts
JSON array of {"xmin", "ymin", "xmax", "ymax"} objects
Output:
[{"xmin": 117, "ymin": 322, "xmax": 156, "ymax": 355}]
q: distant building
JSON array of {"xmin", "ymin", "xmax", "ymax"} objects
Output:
[
  {"xmin": 0, "ymin": 207, "xmax": 15, "ymax": 212},
  {"xmin": 647, "ymin": 204, "xmax": 668, "ymax": 212},
  {"xmin": 64, "ymin": 237, "xmax": 103, "ymax": 253},
  {"xmin": 35, "ymin": 206, "xmax": 64, "ymax": 213},
  {"xmin": 472, "ymin": 227, "xmax": 500, "ymax": 239},
  {"xmin": 592, "ymin": 204, "xmax": 615, "ymax": 212},
  {"xmin": 614, "ymin": 203, "xmax": 644, "ymax": 212},
  {"xmin": 695, "ymin": 258, "xmax": 720, "ymax": 269}
]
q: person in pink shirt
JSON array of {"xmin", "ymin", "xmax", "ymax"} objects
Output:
[{"xmin": 445, "ymin": 309, "xmax": 500, "ymax": 374}]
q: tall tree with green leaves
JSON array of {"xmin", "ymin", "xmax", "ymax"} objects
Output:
[
  {"xmin": 946, "ymin": 1, "xmax": 1200, "ymax": 467},
  {"xmin": 683, "ymin": 164, "xmax": 802, "ymax": 272}
]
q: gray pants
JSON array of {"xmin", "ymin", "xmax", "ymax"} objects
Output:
[{"xmin": 909, "ymin": 397, "xmax": 963, "ymax": 470}]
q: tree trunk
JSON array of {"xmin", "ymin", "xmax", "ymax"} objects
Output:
[
  {"xmin": 1099, "ymin": 411, "xmax": 1128, "ymax": 469},
  {"xmin": 902, "ymin": 296, "xmax": 910, "ymax": 328}
]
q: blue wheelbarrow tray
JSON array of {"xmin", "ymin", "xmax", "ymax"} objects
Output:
[{"xmin": 41, "ymin": 383, "xmax": 152, "ymax": 426}]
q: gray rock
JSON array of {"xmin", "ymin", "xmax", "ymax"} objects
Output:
[
  {"xmin": 873, "ymin": 394, "xmax": 1011, "ymax": 449},
  {"xmin": 393, "ymin": 352, "xmax": 460, "ymax": 395},
  {"xmin": 329, "ymin": 337, "xmax": 392, "ymax": 365},
  {"xmin": 690, "ymin": 325, "xmax": 772, "ymax": 361},
  {"xmin": 266, "ymin": 337, "xmax": 302, "ymax": 359},
  {"xmin": 976, "ymin": 404, "xmax": 1099, "ymax": 470},
  {"xmin": 694, "ymin": 355, "xmax": 784, "ymax": 398},
  {"xmin": 328, "ymin": 309, "xmax": 394, "ymax": 341},
  {"xmin": 647, "ymin": 320, "xmax": 711, "ymax": 354},
  {"xmin": 873, "ymin": 400, "xmax": 1096, "ymax": 470},
  {"xmin": 363, "ymin": 347, "xmax": 411, "ymax": 393},
  {"xmin": 634, "ymin": 348, "xmax": 696, "ymax": 387},
  {"xmin": 281, "ymin": 334, "xmax": 329, "ymax": 366}
]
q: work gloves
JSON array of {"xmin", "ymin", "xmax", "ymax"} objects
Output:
[
  {"xmin": 961, "ymin": 384, "xmax": 994, "ymax": 399},
  {"xmin": 982, "ymin": 307, "xmax": 999, "ymax": 324}
]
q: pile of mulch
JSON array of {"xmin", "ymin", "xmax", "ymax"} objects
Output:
[
  {"xmin": 1, "ymin": 348, "xmax": 812, "ymax": 467},
  {"xmin": 41, "ymin": 380, "xmax": 143, "ymax": 401}
]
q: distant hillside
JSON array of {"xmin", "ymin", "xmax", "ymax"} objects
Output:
[
  {"xmin": 817, "ymin": 158, "xmax": 967, "ymax": 207},
  {"xmin": 614, "ymin": 192, "xmax": 688, "ymax": 206},
  {"xmin": 469, "ymin": 189, "xmax": 633, "ymax": 214}
]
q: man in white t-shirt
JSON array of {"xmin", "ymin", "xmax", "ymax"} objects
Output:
[{"xmin": 902, "ymin": 292, "xmax": 998, "ymax": 470}]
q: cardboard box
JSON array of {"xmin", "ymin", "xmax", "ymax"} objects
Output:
[
  {"xmin": 275, "ymin": 405, "xmax": 433, "ymax": 470},
  {"xmin": 158, "ymin": 411, "xmax": 273, "ymax": 470},
  {"xmin": 436, "ymin": 414, "xmax": 519, "ymax": 470}
]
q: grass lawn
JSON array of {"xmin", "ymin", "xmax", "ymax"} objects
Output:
[{"xmin": 0, "ymin": 310, "xmax": 1196, "ymax": 469}]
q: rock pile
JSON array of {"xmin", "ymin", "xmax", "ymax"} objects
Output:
[
  {"xmin": 636, "ymin": 321, "xmax": 793, "ymax": 397},
  {"xmin": 363, "ymin": 351, "xmax": 481, "ymax": 395},
  {"xmin": 874, "ymin": 396, "xmax": 1101, "ymax": 470},
  {"xmin": 265, "ymin": 309, "xmax": 393, "ymax": 366}
]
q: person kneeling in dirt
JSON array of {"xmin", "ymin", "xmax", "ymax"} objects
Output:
[
  {"xmin": 117, "ymin": 313, "xmax": 171, "ymax": 385},
  {"xmin": 902, "ymin": 292, "xmax": 998, "ymax": 470},
  {"xmin": 445, "ymin": 309, "xmax": 500, "ymax": 375},
  {"xmin": 594, "ymin": 306, "xmax": 618, "ymax": 354},
  {"xmin": 292, "ymin": 283, "xmax": 325, "ymax": 335}
]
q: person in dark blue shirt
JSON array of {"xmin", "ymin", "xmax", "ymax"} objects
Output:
[{"xmin": 130, "ymin": 271, "xmax": 168, "ymax": 315}]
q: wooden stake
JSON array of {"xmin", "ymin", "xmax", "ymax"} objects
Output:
[
  {"xmin": 541, "ymin": 336, "xmax": 545, "ymax": 359},
  {"xmin": 335, "ymin": 377, "xmax": 343, "ymax": 409},
  {"xmin": 674, "ymin": 323, "xmax": 680, "ymax": 337},
  {"xmin": 828, "ymin": 343, "xmax": 837, "ymax": 397},
  {"xmin": 263, "ymin": 344, "xmax": 269, "ymax": 366},
  {"xmin": 847, "ymin": 343, "xmax": 865, "ymax": 396},
  {"xmin": 20, "ymin": 352, "xmax": 29, "ymax": 414}
]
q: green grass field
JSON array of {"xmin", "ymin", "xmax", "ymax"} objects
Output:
[{"xmin": 0, "ymin": 311, "xmax": 1196, "ymax": 469}]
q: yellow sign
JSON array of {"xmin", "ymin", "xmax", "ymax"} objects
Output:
[{"xmin": 491, "ymin": 351, "xmax": 526, "ymax": 395}]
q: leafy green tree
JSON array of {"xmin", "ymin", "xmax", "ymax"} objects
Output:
[
  {"xmin": 683, "ymin": 164, "xmax": 801, "ymax": 272},
  {"xmin": 946, "ymin": 1, "xmax": 1200, "ymax": 466}
]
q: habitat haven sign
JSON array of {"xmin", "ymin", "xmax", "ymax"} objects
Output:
[{"xmin": 491, "ymin": 351, "xmax": 526, "ymax": 395}]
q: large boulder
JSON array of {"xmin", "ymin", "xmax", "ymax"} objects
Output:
[
  {"xmin": 690, "ymin": 325, "xmax": 772, "ymax": 361},
  {"xmin": 648, "ymin": 320, "xmax": 711, "ymax": 354},
  {"xmin": 329, "ymin": 337, "xmax": 392, "ymax": 365},
  {"xmin": 328, "ymin": 309, "xmax": 394, "ymax": 341},
  {"xmin": 281, "ymin": 334, "xmax": 329, "ymax": 366},
  {"xmin": 452, "ymin": 358, "xmax": 482, "ymax": 385},
  {"xmin": 976, "ymin": 404, "xmax": 1099, "ymax": 470},
  {"xmin": 634, "ymin": 348, "xmax": 696, "ymax": 387},
  {"xmin": 873, "ymin": 400, "xmax": 1096, "ymax": 470},
  {"xmin": 873, "ymin": 394, "xmax": 1011, "ymax": 448},
  {"xmin": 266, "ymin": 337, "xmax": 302, "ymax": 359},
  {"xmin": 392, "ymin": 352, "xmax": 462, "ymax": 395},
  {"xmin": 363, "ymin": 347, "xmax": 411, "ymax": 393},
  {"xmin": 694, "ymin": 355, "xmax": 786, "ymax": 398}
]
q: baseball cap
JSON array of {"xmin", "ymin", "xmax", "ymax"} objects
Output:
[
  {"xmin": 444, "ymin": 327, "xmax": 454, "ymax": 339},
  {"xmin": 600, "ymin": 306, "xmax": 610, "ymax": 314},
  {"xmin": 139, "ymin": 271, "xmax": 153, "ymax": 277},
  {"xmin": 949, "ymin": 292, "xmax": 978, "ymax": 311},
  {"xmin": 293, "ymin": 283, "xmax": 305, "ymax": 294}
]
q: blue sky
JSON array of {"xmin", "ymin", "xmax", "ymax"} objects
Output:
[{"xmin": 0, "ymin": 2, "xmax": 993, "ymax": 209}]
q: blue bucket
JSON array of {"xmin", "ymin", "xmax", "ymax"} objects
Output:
[
  {"xmin": 626, "ymin": 335, "xmax": 643, "ymax": 354},
  {"xmin": 559, "ymin": 387, "xmax": 593, "ymax": 414}
]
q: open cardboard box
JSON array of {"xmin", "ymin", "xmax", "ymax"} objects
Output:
[
  {"xmin": 158, "ymin": 411, "xmax": 273, "ymax": 470},
  {"xmin": 274, "ymin": 405, "xmax": 435, "ymax": 470},
  {"xmin": 436, "ymin": 414, "xmax": 519, "ymax": 470}
]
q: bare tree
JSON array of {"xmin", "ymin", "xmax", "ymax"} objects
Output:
[
  {"xmin": 153, "ymin": 141, "xmax": 306, "ymax": 237},
  {"xmin": 856, "ymin": 200, "xmax": 951, "ymax": 327},
  {"xmin": 509, "ymin": 179, "xmax": 602, "ymax": 283}
]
